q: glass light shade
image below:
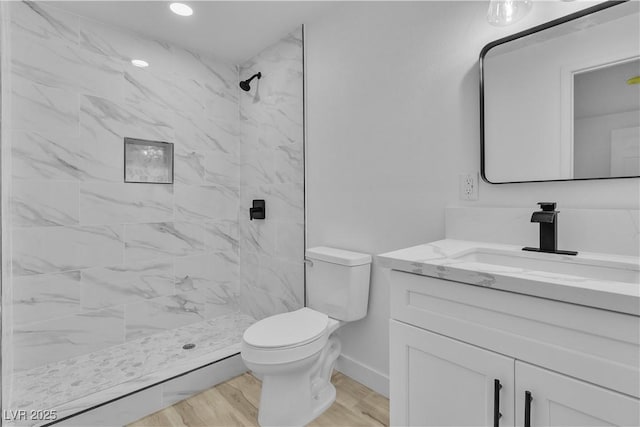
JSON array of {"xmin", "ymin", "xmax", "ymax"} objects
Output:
[{"xmin": 487, "ymin": 0, "xmax": 532, "ymax": 26}]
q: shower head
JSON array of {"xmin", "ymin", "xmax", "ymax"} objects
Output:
[{"xmin": 240, "ymin": 72, "xmax": 261, "ymax": 91}]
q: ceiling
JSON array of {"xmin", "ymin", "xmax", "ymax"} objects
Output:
[
  {"xmin": 574, "ymin": 59, "xmax": 640, "ymax": 119},
  {"xmin": 51, "ymin": 1, "xmax": 340, "ymax": 64}
]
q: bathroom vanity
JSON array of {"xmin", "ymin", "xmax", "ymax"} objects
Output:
[{"xmin": 379, "ymin": 240, "xmax": 640, "ymax": 427}]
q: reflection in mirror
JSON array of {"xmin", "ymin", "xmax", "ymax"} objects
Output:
[
  {"xmin": 481, "ymin": 1, "xmax": 639, "ymax": 183},
  {"xmin": 574, "ymin": 59, "xmax": 640, "ymax": 178}
]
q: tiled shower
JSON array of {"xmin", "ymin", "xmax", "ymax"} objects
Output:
[{"xmin": 0, "ymin": 0, "xmax": 303, "ymax": 420}]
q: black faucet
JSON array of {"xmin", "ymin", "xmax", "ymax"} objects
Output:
[{"xmin": 523, "ymin": 202, "xmax": 577, "ymax": 256}]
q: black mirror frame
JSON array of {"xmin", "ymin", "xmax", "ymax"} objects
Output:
[{"xmin": 479, "ymin": 0, "xmax": 637, "ymax": 184}]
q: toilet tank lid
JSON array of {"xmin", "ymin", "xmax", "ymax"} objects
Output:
[{"xmin": 306, "ymin": 247, "xmax": 372, "ymax": 266}]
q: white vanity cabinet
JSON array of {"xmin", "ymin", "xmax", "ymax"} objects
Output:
[
  {"xmin": 389, "ymin": 271, "xmax": 640, "ymax": 427},
  {"xmin": 390, "ymin": 321, "xmax": 514, "ymax": 427},
  {"xmin": 514, "ymin": 362, "xmax": 639, "ymax": 427}
]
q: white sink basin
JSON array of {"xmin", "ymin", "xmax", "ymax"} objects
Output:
[{"xmin": 452, "ymin": 248, "xmax": 640, "ymax": 284}]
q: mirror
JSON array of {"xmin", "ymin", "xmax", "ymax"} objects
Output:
[{"xmin": 480, "ymin": 1, "xmax": 640, "ymax": 183}]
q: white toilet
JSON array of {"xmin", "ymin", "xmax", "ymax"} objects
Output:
[{"xmin": 241, "ymin": 247, "xmax": 372, "ymax": 426}]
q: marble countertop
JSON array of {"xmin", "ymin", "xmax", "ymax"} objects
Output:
[{"xmin": 378, "ymin": 239, "xmax": 640, "ymax": 316}]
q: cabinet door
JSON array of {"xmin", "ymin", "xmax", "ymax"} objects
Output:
[
  {"xmin": 515, "ymin": 361, "xmax": 640, "ymax": 427},
  {"xmin": 390, "ymin": 320, "xmax": 515, "ymax": 427}
]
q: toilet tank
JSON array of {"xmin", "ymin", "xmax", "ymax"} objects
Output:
[{"xmin": 305, "ymin": 247, "xmax": 372, "ymax": 321}]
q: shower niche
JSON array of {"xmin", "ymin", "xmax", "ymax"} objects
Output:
[{"xmin": 124, "ymin": 138, "xmax": 174, "ymax": 184}]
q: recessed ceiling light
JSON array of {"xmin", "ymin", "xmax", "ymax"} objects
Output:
[
  {"xmin": 170, "ymin": 3, "xmax": 193, "ymax": 17},
  {"xmin": 131, "ymin": 59, "xmax": 149, "ymax": 68}
]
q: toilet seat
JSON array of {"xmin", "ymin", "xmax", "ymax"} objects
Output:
[
  {"xmin": 242, "ymin": 308, "xmax": 330, "ymax": 365},
  {"xmin": 243, "ymin": 308, "xmax": 329, "ymax": 349}
]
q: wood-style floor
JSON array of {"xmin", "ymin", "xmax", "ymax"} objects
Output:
[{"xmin": 129, "ymin": 372, "xmax": 389, "ymax": 427}]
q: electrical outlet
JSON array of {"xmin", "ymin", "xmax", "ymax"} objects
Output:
[{"xmin": 459, "ymin": 173, "xmax": 479, "ymax": 201}]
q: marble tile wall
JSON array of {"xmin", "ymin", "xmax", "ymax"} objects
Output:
[
  {"xmin": 238, "ymin": 28, "xmax": 305, "ymax": 319},
  {"xmin": 7, "ymin": 0, "xmax": 242, "ymax": 373}
]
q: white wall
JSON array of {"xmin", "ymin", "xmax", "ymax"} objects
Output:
[
  {"xmin": 305, "ymin": 1, "xmax": 640, "ymax": 394},
  {"xmin": 575, "ymin": 111, "xmax": 640, "ymax": 178}
]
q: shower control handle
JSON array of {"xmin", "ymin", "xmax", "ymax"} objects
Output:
[{"xmin": 249, "ymin": 199, "xmax": 266, "ymax": 220}]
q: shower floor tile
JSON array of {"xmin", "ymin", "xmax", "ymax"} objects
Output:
[{"xmin": 8, "ymin": 311, "xmax": 255, "ymax": 426}]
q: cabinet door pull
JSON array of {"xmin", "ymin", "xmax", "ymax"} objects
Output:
[
  {"xmin": 524, "ymin": 390, "xmax": 533, "ymax": 427},
  {"xmin": 493, "ymin": 379, "xmax": 502, "ymax": 427}
]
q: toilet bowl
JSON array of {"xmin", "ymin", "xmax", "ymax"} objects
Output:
[
  {"xmin": 241, "ymin": 247, "xmax": 372, "ymax": 426},
  {"xmin": 242, "ymin": 308, "xmax": 343, "ymax": 426}
]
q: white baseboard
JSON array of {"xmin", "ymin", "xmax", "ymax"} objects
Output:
[{"xmin": 335, "ymin": 354, "xmax": 389, "ymax": 398}]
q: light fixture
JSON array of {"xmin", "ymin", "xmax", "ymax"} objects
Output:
[
  {"xmin": 131, "ymin": 59, "xmax": 149, "ymax": 68},
  {"xmin": 487, "ymin": 0, "xmax": 532, "ymax": 26},
  {"xmin": 170, "ymin": 2, "xmax": 193, "ymax": 17}
]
